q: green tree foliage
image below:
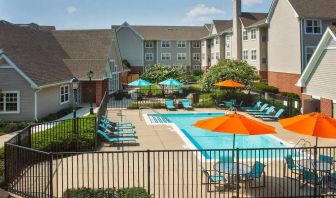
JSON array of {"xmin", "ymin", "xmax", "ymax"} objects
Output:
[
  {"xmin": 141, "ymin": 64, "xmax": 188, "ymax": 83},
  {"xmin": 201, "ymin": 60, "xmax": 260, "ymax": 90}
]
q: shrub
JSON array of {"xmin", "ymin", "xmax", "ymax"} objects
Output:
[
  {"xmin": 63, "ymin": 187, "xmax": 151, "ymax": 198},
  {"xmin": 180, "ymin": 85, "xmax": 202, "ymax": 95},
  {"xmin": 127, "ymin": 103, "xmax": 165, "ymax": 109},
  {"xmin": 281, "ymin": 92, "xmax": 301, "ymax": 100},
  {"xmin": 253, "ymin": 82, "xmax": 279, "ymax": 94},
  {"xmin": 141, "ymin": 64, "xmax": 187, "ymax": 83},
  {"xmin": 201, "ymin": 60, "xmax": 259, "ymax": 90},
  {"xmin": 39, "ymin": 107, "xmax": 73, "ymax": 122},
  {"xmin": 0, "ymin": 119, "xmax": 32, "ymax": 135}
]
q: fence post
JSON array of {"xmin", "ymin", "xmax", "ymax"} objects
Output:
[
  {"xmin": 4, "ymin": 143, "xmax": 8, "ymax": 190},
  {"xmin": 147, "ymin": 149, "xmax": 151, "ymax": 195},
  {"xmin": 49, "ymin": 153, "xmax": 53, "ymax": 198},
  {"xmin": 236, "ymin": 148, "xmax": 240, "ymax": 198},
  {"xmin": 313, "ymin": 146, "xmax": 318, "ymax": 197}
]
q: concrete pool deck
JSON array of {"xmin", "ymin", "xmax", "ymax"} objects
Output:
[{"xmin": 102, "ymin": 108, "xmax": 336, "ymax": 152}]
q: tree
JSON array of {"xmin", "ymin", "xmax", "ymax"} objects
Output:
[
  {"xmin": 201, "ymin": 59, "xmax": 260, "ymax": 90},
  {"xmin": 141, "ymin": 64, "xmax": 188, "ymax": 83}
]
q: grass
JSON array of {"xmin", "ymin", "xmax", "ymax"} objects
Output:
[{"xmin": 63, "ymin": 187, "xmax": 151, "ymax": 198}]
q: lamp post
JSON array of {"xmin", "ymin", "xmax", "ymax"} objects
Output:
[
  {"xmin": 87, "ymin": 70, "xmax": 94, "ymax": 114},
  {"xmin": 71, "ymin": 77, "xmax": 80, "ymax": 136}
]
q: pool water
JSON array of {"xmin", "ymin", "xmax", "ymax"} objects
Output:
[{"xmin": 156, "ymin": 113, "xmax": 289, "ymax": 159}]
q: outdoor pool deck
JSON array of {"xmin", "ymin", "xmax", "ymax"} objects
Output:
[{"xmin": 102, "ymin": 108, "xmax": 336, "ymax": 152}]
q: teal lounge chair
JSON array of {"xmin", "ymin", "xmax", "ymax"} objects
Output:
[
  {"xmin": 260, "ymin": 109, "xmax": 285, "ymax": 120},
  {"xmin": 300, "ymin": 169, "xmax": 323, "ymax": 187},
  {"xmin": 241, "ymin": 101, "xmax": 262, "ymax": 110},
  {"xmin": 283, "ymin": 155, "xmax": 305, "ymax": 178},
  {"xmin": 181, "ymin": 99, "xmax": 193, "ymax": 110},
  {"xmin": 99, "ymin": 123, "xmax": 136, "ymax": 135},
  {"xmin": 100, "ymin": 119, "xmax": 134, "ymax": 130},
  {"xmin": 319, "ymin": 155, "xmax": 334, "ymax": 165},
  {"xmin": 251, "ymin": 106, "xmax": 275, "ymax": 116},
  {"xmin": 219, "ymin": 155, "xmax": 233, "ymax": 163},
  {"xmin": 246, "ymin": 104, "xmax": 268, "ymax": 113},
  {"xmin": 165, "ymin": 99, "xmax": 176, "ymax": 110},
  {"xmin": 97, "ymin": 130, "xmax": 137, "ymax": 143},
  {"xmin": 244, "ymin": 161, "xmax": 266, "ymax": 188},
  {"xmin": 235, "ymin": 101, "xmax": 244, "ymax": 108},
  {"xmin": 202, "ymin": 169, "xmax": 226, "ymax": 192},
  {"xmin": 102, "ymin": 115, "xmax": 133, "ymax": 126}
]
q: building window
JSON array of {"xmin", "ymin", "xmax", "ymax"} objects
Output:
[
  {"xmin": 177, "ymin": 40, "xmax": 187, "ymax": 48},
  {"xmin": 305, "ymin": 46, "xmax": 316, "ymax": 65},
  {"xmin": 226, "ymin": 51, "xmax": 231, "ymax": 58},
  {"xmin": 193, "ymin": 65, "xmax": 201, "ymax": 70},
  {"xmin": 215, "ymin": 52, "xmax": 220, "ymax": 60},
  {"xmin": 60, "ymin": 85, "xmax": 69, "ymax": 104},
  {"xmin": 145, "ymin": 41, "xmax": 154, "ymax": 48},
  {"xmin": 305, "ymin": 19, "xmax": 322, "ymax": 34},
  {"xmin": 201, "ymin": 40, "xmax": 205, "ymax": 47},
  {"xmin": 250, "ymin": 29, "xmax": 257, "ymax": 40},
  {"xmin": 161, "ymin": 41, "xmax": 171, "ymax": 48},
  {"xmin": 225, "ymin": 36, "xmax": 231, "ymax": 47},
  {"xmin": 0, "ymin": 91, "xmax": 20, "ymax": 113},
  {"xmin": 161, "ymin": 53, "xmax": 171, "ymax": 61},
  {"xmin": 211, "ymin": 40, "xmax": 214, "ymax": 47},
  {"xmin": 215, "ymin": 37, "xmax": 220, "ymax": 45},
  {"xmin": 193, "ymin": 41, "xmax": 201, "ymax": 48},
  {"xmin": 211, "ymin": 53, "xmax": 214, "ymax": 60},
  {"xmin": 202, "ymin": 53, "xmax": 206, "ymax": 60},
  {"xmin": 243, "ymin": 50, "xmax": 249, "ymax": 60},
  {"xmin": 243, "ymin": 30, "xmax": 248, "ymax": 41},
  {"xmin": 145, "ymin": 53, "xmax": 153, "ymax": 61},
  {"xmin": 193, "ymin": 53, "xmax": 201, "ymax": 61},
  {"xmin": 177, "ymin": 53, "xmax": 187, "ymax": 60},
  {"xmin": 251, "ymin": 49, "xmax": 257, "ymax": 60}
]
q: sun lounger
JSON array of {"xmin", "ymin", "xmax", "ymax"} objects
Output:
[
  {"xmin": 100, "ymin": 119, "xmax": 134, "ymax": 130},
  {"xmin": 97, "ymin": 130, "xmax": 137, "ymax": 143},
  {"xmin": 181, "ymin": 99, "xmax": 193, "ymax": 110},
  {"xmin": 241, "ymin": 101, "xmax": 262, "ymax": 110},
  {"xmin": 165, "ymin": 99, "xmax": 176, "ymax": 110},
  {"xmin": 246, "ymin": 104, "xmax": 268, "ymax": 113},
  {"xmin": 99, "ymin": 123, "xmax": 136, "ymax": 135},
  {"xmin": 251, "ymin": 106, "xmax": 275, "ymax": 116},
  {"xmin": 260, "ymin": 109, "xmax": 285, "ymax": 120},
  {"xmin": 102, "ymin": 115, "xmax": 133, "ymax": 126}
]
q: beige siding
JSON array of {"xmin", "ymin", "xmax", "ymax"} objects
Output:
[
  {"xmin": 201, "ymin": 39, "xmax": 209, "ymax": 68},
  {"xmin": 259, "ymin": 27, "xmax": 268, "ymax": 72},
  {"xmin": 242, "ymin": 26, "xmax": 261, "ymax": 70},
  {"xmin": 305, "ymin": 49, "xmax": 336, "ymax": 100},
  {"xmin": 116, "ymin": 27, "xmax": 144, "ymax": 66},
  {"xmin": 224, "ymin": 34, "xmax": 233, "ymax": 59},
  {"xmin": 0, "ymin": 68, "xmax": 35, "ymax": 121},
  {"xmin": 36, "ymin": 84, "xmax": 73, "ymax": 120},
  {"xmin": 210, "ymin": 36, "xmax": 222, "ymax": 66},
  {"xmin": 268, "ymin": 0, "xmax": 301, "ymax": 74}
]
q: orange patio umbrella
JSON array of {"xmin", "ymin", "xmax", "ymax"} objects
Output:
[
  {"xmin": 279, "ymin": 112, "xmax": 336, "ymax": 146},
  {"xmin": 214, "ymin": 80, "xmax": 245, "ymax": 88},
  {"xmin": 193, "ymin": 113, "xmax": 276, "ymax": 150}
]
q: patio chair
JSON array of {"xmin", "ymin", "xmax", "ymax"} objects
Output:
[
  {"xmin": 219, "ymin": 155, "xmax": 233, "ymax": 163},
  {"xmin": 202, "ymin": 169, "xmax": 226, "ymax": 192},
  {"xmin": 100, "ymin": 119, "xmax": 134, "ymax": 130},
  {"xmin": 102, "ymin": 115, "xmax": 133, "ymax": 126},
  {"xmin": 181, "ymin": 99, "xmax": 193, "ymax": 110},
  {"xmin": 235, "ymin": 101, "xmax": 244, "ymax": 108},
  {"xmin": 251, "ymin": 106, "xmax": 275, "ymax": 116},
  {"xmin": 260, "ymin": 109, "xmax": 285, "ymax": 120},
  {"xmin": 300, "ymin": 169, "xmax": 323, "ymax": 187},
  {"xmin": 243, "ymin": 161, "xmax": 266, "ymax": 188},
  {"xmin": 319, "ymin": 155, "xmax": 334, "ymax": 165},
  {"xmin": 99, "ymin": 123, "xmax": 136, "ymax": 136},
  {"xmin": 246, "ymin": 104, "xmax": 268, "ymax": 113},
  {"xmin": 97, "ymin": 130, "xmax": 137, "ymax": 144},
  {"xmin": 241, "ymin": 101, "xmax": 262, "ymax": 110},
  {"xmin": 283, "ymin": 155, "xmax": 305, "ymax": 178},
  {"xmin": 165, "ymin": 99, "xmax": 176, "ymax": 111}
]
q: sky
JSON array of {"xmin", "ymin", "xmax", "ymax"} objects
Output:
[{"xmin": 0, "ymin": 0, "xmax": 272, "ymax": 30}]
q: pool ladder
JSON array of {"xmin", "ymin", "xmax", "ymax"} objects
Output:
[
  {"xmin": 139, "ymin": 106, "xmax": 166, "ymax": 122},
  {"xmin": 295, "ymin": 138, "xmax": 312, "ymax": 148}
]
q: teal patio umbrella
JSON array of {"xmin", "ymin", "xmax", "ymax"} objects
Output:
[
  {"xmin": 158, "ymin": 78, "xmax": 184, "ymax": 86},
  {"xmin": 128, "ymin": 79, "xmax": 152, "ymax": 87}
]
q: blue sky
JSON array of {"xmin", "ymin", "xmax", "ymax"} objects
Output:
[{"xmin": 0, "ymin": 0, "xmax": 272, "ymax": 30}]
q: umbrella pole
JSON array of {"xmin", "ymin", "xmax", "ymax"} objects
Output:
[
  {"xmin": 232, "ymin": 134, "xmax": 236, "ymax": 161},
  {"xmin": 316, "ymin": 137, "xmax": 318, "ymax": 147}
]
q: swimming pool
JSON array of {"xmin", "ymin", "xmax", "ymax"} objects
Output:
[{"xmin": 148, "ymin": 113, "xmax": 289, "ymax": 159}]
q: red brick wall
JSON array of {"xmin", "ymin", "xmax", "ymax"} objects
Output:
[
  {"xmin": 259, "ymin": 71, "xmax": 268, "ymax": 81},
  {"xmin": 320, "ymin": 98, "xmax": 333, "ymax": 117},
  {"xmin": 267, "ymin": 71, "xmax": 301, "ymax": 94},
  {"xmin": 81, "ymin": 81, "xmax": 96, "ymax": 103},
  {"xmin": 131, "ymin": 66, "xmax": 144, "ymax": 75},
  {"xmin": 301, "ymin": 94, "xmax": 312, "ymax": 114}
]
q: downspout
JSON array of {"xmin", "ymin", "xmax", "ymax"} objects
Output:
[{"xmin": 34, "ymin": 88, "xmax": 42, "ymax": 122}]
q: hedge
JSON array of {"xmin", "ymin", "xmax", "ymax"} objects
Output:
[
  {"xmin": 63, "ymin": 187, "xmax": 151, "ymax": 198},
  {"xmin": 127, "ymin": 103, "xmax": 165, "ymax": 109},
  {"xmin": 253, "ymin": 82, "xmax": 279, "ymax": 94},
  {"xmin": 0, "ymin": 119, "xmax": 32, "ymax": 135}
]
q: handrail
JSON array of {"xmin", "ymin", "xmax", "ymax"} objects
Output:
[
  {"xmin": 294, "ymin": 138, "xmax": 312, "ymax": 148},
  {"xmin": 138, "ymin": 106, "xmax": 163, "ymax": 121}
]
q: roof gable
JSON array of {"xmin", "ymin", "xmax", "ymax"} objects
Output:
[
  {"xmin": 297, "ymin": 26, "xmax": 336, "ymax": 87},
  {"xmin": 288, "ymin": 0, "xmax": 336, "ymax": 19},
  {"xmin": 240, "ymin": 12, "xmax": 268, "ymax": 27}
]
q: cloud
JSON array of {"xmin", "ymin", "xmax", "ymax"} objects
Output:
[
  {"xmin": 242, "ymin": 0, "xmax": 264, "ymax": 6},
  {"xmin": 66, "ymin": 6, "xmax": 77, "ymax": 14},
  {"xmin": 183, "ymin": 4, "xmax": 224, "ymax": 23}
]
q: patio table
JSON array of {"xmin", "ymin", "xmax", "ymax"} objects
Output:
[{"xmin": 214, "ymin": 162, "xmax": 251, "ymax": 189}]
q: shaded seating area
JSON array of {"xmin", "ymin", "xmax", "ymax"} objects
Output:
[{"xmin": 181, "ymin": 99, "xmax": 193, "ymax": 110}]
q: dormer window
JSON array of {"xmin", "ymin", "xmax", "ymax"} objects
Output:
[{"xmin": 305, "ymin": 19, "xmax": 322, "ymax": 34}]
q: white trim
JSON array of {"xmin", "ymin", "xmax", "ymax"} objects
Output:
[
  {"xmin": 0, "ymin": 66, "xmax": 13, "ymax": 69},
  {"xmin": 250, "ymin": 28, "xmax": 257, "ymax": 40},
  {"xmin": 144, "ymin": 53, "xmax": 154, "ymax": 61},
  {"xmin": 242, "ymin": 49, "xmax": 249, "ymax": 60},
  {"xmin": 312, "ymin": 95, "xmax": 321, "ymax": 100},
  {"xmin": 297, "ymin": 27, "xmax": 336, "ymax": 87},
  {"xmin": 161, "ymin": 40, "xmax": 171, "ymax": 48},
  {"xmin": 192, "ymin": 53, "xmax": 201, "ymax": 61},
  {"xmin": 0, "ymin": 53, "xmax": 38, "ymax": 89},
  {"xmin": 177, "ymin": 53, "xmax": 187, "ymax": 61},
  {"xmin": 0, "ymin": 91, "xmax": 20, "ymax": 114},
  {"xmin": 177, "ymin": 40, "xmax": 187, "ymax": 48},
  {"xmin": 161, "ymin": 53, "xmax": 171, "ymax": 61},
  {"xmin": 304, "ymin": 45, "xmax": 317, "ymax": 66},
  {"xmin": 250, "ymin": 49, "xmax": 257, "ymax": 61},
  {"xmin": 304, "ymin": 19, "xmax": 322, "ymax": 35},
  {"xmin": 242, "ymin": 30, "xmax": 248, "ymax": 41},
  {"xmin": 59, "ymin": 85, "xmax": 70, "ymax": 105},
  {"xmin": 144, "ymin": 41, "xmax": 154, "ymax": 48}
]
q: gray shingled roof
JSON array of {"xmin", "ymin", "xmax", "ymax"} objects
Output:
[
  {"xmin": 129, "ymin": 25, "xmax": 209, "ymax": 40},
  {"xmin": 240, "ymin": 12, "xmax": 268, "ymax": 27},
  {"xmin": 329, "ymin": 25, "xmax": 336, "ymax": 36},
  {"xmin": 289, "ymin": 0, "xmax": 336, "ymax": 19},
  {"xmin": 213, "ymin": 20, "xmax": 233, "ymax": 33},
  {"xmin": 63, "ymin": 59, "xmax": 107, "ymax": 80},
  {"xmin": 0, "ymin": 22, "xmax": 73, "ymax": 87}
]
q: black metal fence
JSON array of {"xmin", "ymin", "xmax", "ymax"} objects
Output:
[{"xmin": 5, "ymin": 144, "xmax": 336, "ymax": 197}]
